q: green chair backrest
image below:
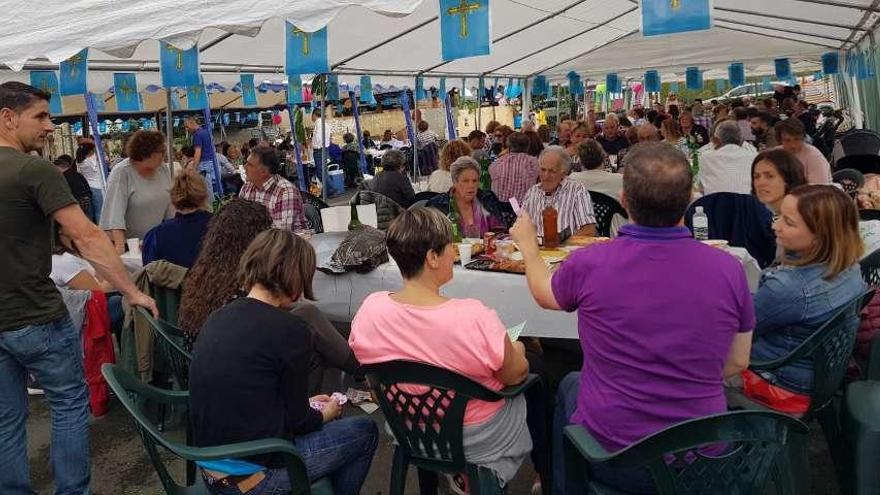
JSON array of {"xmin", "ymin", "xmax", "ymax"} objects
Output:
[
  {"xmin": 566, "ymin": 410, "xmax": 809, "ymax": 495},
  {"xmin": 751, "ymin": 290, "xmax": 871, "ymax": 411},
  {"xmin": 860, "ymin": 248, "xmax": 880, "ymax": 287},
  {"xmin": 361, "ymin": 360, "xmax": 510, "ymax": 474},
  {"xmin": 149, "ymin": 281, "xmax": 183, "ymax": 326},
  {"xmin": 138, "ymin": 307, "xmax": 192, "ymax": 389},
  {"xmin": 101, "ymin": 363, "xmax": 316, "ymax": 495},
  {"xmin": 588, "ymin": 190, "xmax": 628, "ymax": 238}
]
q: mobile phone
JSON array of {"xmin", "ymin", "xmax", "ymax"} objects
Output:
[{"xmin": 509, "ymin": 197, "xmax": 522, "ymax": 215}]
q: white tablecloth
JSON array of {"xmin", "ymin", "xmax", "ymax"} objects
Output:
[{"xmin": 309, "ymin": 233, "xmax": 763, "ymax": 340}]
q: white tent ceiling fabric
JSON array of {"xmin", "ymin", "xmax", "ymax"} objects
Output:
[{"xmin": 1, "ymin": 0, "xmax": 878, "ymax": 90}]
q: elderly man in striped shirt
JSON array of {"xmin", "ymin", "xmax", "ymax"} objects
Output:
[
  {"xmin": 489, "ymin": 132, "xmax": 539, "ymax": 203},
  {"xmin": 521, "ymin": 146, "xmax": 597, "ymax": 239}
]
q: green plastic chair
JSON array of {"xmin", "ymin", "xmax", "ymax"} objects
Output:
[
  {"xmin": 138, "ymin": 307, "xmax": 191, "ymax": 390},
  {"xmin": 101, "ymin": 363, "xmax": 333, "ymax": 495},
  {"xmin": 361, "ymin": 360, "xmax": 537, "ymax": 495},
  {"xmin": 727, "ymin": 290, "xmax": 872, "ymax": 492},
  {"xmin": 844, "ymin": 379, "xmax": 880, "ymax": 495},
  {"xmin": 149, "ymin": 281, "xmax": 183, "ymax": 326},
  {"xmin": 564, "ymin": 410, "xmax": 809, "ymax": 495}
]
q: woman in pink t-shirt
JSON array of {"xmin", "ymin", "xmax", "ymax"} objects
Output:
[{"xmin": 349, "ymin": 207, "xmax": 534, "ymax": 487}]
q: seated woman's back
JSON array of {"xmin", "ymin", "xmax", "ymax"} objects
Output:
[
  {"xmin": 190, "ymin": 297, "xmax": 320, "ymax": 449},
  {"xmin": 752, "ymin": 185, "xmax": 866, "ymax": 393},
  {"xmin": 351, "ymin": 292, "xmax": 508, "ymax": 424}
]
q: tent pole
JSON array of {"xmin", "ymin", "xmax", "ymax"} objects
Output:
[
  {"xmin": 555, "ymin": 84, "xmax": 561, "ymax": 128},
  {"xmin": 321, "ymin": 88, "xmax": 328, "ymax": 203},
  {"xmin": 412, "ymin": 79, "xmax": 421, "ymax": 185},
  {"xmin": 165, "ymin": 90, "xmax": 174, "ymax": 176},
  {"xmin": 521, "ymin": 78, "xmax": 530, "ymax": 129}
]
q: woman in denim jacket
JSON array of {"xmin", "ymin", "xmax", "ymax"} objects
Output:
[{"xmin": 751, "ymin": 185, "xmax": 866, "ymax": 393}]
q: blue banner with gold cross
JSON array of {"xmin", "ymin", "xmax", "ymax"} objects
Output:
[
  {"xmin": 728, "ymin": 63, "xmax": 745, "ymax": 87},
  {"xmin": 187, "ymin": 83, "xmax": 208, "ymax": 110},
  {"xmin": 640, "ymin": 0, "xmax": 712, "ymax": 37},
  {"xmin": 774, "ymin": 58, "xmax": 791, "ymax": 80},
  {"xmin": 114, "ymin": 73, "xmax": 141, "ymax": 112},
  {"xmin": 440, "ymin": 0, "xmax": 490, "ymax": 62},
  {"xmin": 159, "ymin": 41, "xmax": 200, "ymax": 88},
  {"xmin": 30, "ymin": 71, "xmax": 63, "ymax": 114},
  {"xmin": 285, "ymin": 23, "xmax": 329, "ymax": 75},
  {"xmin": 685, "ymin": 66, "xmax": 702, "ymax": 90},
  {"xmin": 644, "ymin": 70, "xmax": 661, "ymax": 93},
  {"xmin": 288, "ymin": 76, "xmax": 303, "ymax": 105},
  {"xmin": 360, "ymin": 76, "xmax": 375, "ymax": 104},
  {"xmin": 241, "ymin": 74, "xmax": 258, "ymax": 107},
  {"xmin": 59, "ymin": 49, "xmax": 88, "ymax": 96}
]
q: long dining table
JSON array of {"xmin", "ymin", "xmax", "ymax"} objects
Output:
[{"xmin": 309, "ymin": 232, "xmax": 763, "ymax": 340}]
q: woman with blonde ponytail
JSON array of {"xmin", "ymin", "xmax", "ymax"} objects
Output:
[{"xmin": 141, "ymin": 168, "xmax": 213, "ymax": 268}]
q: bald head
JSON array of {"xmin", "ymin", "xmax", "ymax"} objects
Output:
[
  {"xmin": 622, "ymin": 142, "xmax": 693, "ymax": 227},
  {"xmin": 636, "ymin": 123, "xmax": 660, "ymax": 142}
]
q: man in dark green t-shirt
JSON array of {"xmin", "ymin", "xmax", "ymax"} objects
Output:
[{"xmin": 0, "ymin": 81, "xmax": 157, "ymax": 494}]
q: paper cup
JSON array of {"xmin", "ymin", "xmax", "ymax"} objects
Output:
[
  {"xmin": 126, "ymin": 238, "xmax": 140, "ymax": 255},
  {"xmin": 457, "ymin": 243, "xmax": 473, "ymax": 266}
]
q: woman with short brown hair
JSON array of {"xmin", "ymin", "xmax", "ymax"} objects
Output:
[
  {"xmin": 141, "ymin": 169, "xmax": 212, "ymax": 268},
  {"xmin": 746, "ymin": 185, "xmax": 866, "ymax": 412},
  {"xmin": 99, "ymin": 130, "xmax": 173, "ymax": 252},
  {"xmin": 189, "ymin": 229, "xmax": 378, "ymax": 495}
]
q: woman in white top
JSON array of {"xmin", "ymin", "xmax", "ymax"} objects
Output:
[
  {"xmin": 76, "ymin": 142, "xmax": 104, "ymax": 223},
  {"xmin": 429, "ymin": 140, "xmax": 472, "ymax": 193},
  {"xmin": 569, "ymin": 139, "xmax": 623, "ymax": 199},
  {"xmin": 51, "ymin": 230, "xmax": 124, "ymax": 336}
]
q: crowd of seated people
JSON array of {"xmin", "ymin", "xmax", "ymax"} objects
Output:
[{"xmin": 22, "ymin": 76, "xmax": 872, "ymax": 495}]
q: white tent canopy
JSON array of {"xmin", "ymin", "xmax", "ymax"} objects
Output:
[{"xmin": 2, "ymin": 0, "xmax": 878, "ymax": 89}]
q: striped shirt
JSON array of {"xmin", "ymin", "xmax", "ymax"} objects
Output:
[
  {"xmin": 239, "ymin": 175, "xmax": 306, "ymax": 231},
  {"xmin": 489, "ymin": 152, "xmax": 539, "ymax": 203},
  {"xmin": 521, "ymin": 178, "xmax": 596, "ymax": 237}
]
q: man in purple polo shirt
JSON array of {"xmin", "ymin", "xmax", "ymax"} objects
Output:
[
  {"xmin": 184, "ymin": 116, "xmax": 218, "ymax": 199},
  {"xmin": 511, "ymin": 142, "xmax": 754, "ymax": 494}
]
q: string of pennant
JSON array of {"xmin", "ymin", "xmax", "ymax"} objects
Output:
[{"xmin": 35, "ymin": 0, "xmax": 876, "ymax": 117}]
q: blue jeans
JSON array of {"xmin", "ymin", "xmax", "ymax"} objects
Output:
[
  {"xmin": 198, "ymin": 160, "xmax": 219, "ymax": 199},
  {"xmin": 312, "ymin": 149, "xmax": 326, "ymax": 183},
  {"xmin": 205, "ymin": 416, "xmax": 378, "ymax": 495},
  {"xmin": 0, "ymin": 315, "xmax": 91, "ymax": 495},
  {"xmin": 89, "ymin": 187, "xmax": 103, "ymax": 224},
  {"xmin": 107, "ymin": 295, "xmax": 124, "ymax": 337},
  {"xmin": 552, "ymin": 372, "xmax": 655, "ymax": 495}
]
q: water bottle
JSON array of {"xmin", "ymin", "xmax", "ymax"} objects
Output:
[{"xmin": 692, "ymin": 206, "xmax": 709, "ymax": 241}]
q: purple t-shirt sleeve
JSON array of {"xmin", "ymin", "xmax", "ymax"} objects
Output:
[
  {"xmin": 551, "ymin": 251, "xmax": 591, "ymax": 312},
  {"xmin": 734, "ymin": 266, "xmax": 756, "ymax": 332}
]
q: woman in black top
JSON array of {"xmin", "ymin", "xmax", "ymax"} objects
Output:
[{"xmin": 189, "ymin": 229, "xmax": 378, "ymax": 495}]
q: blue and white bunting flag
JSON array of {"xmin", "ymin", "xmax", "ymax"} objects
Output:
[
  {"xmin": 159, "ymin": 42, "xmax": 200, "ymax": 88},
  {"xmin": 440, "ymin": 0, "xmax": 490, "ymax": 62},
  {"xmin": 644, "ymin": 70, "xmax": 661, "ymax": 93},
  {"xmin": 285, "ymin": 23, "xmax": 329, "ymax": 75},
  {"xmin": 59, "ymin": 49, "xmax": 88, "ymax": 96},
  {"xmin": 774, "ymin": 58, "xmax": 791, "ymax": 79},
  {"xmin": 728, "ymin": 63, "xmax": 745, "ymax": 87},
  {"xmin": 241, "ymin": 74, "xmax": 258, "ymax": 107},
  {"xmin": 568, "ymin": 72, "xmax": 584, "ymax": 96},
  {"xmin": 360, "ymin": 76, "xmax": 375, "ymax": 104},
  {"xmin": 606, "ymin": 73, "xmax": 621, "ymax": 94},
  {"xmin": 187, "ymin": 83, "xmax": 208, "ymax": 110},
  {"xmin": 114, "ymin": 73, "xmax": 141, "ymax": 112},
  {"xmin": 640, "ymin": 0, "xmax": 712, "ymax": 37},
  {"xmin": 288, "ymin": 76, "xmax": 303, "ymax": 105},
  {"xmin": 30, "ymin": 71, "xmax": 63, "ymax": 114},
  {"xmin": 685, "ymin": 67, "xmax": 702, "ymax": 90},
  {"xmin": 532, "ymin": 75, "xmax": 548, "ymax": 97},
  {"xmin": 822, "ymin": 52, "xmax": 839, "ymax": 75}
]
